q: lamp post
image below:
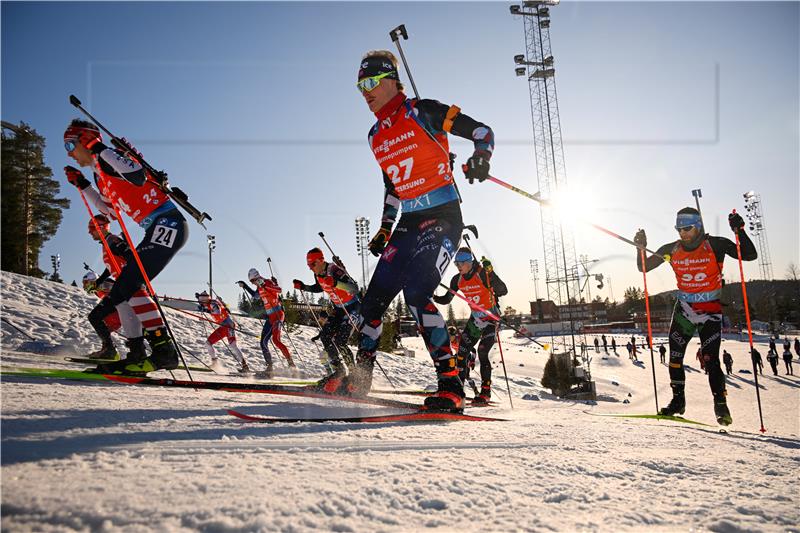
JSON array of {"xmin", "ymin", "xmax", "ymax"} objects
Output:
[{"xmin": 207, "ymin": 235, "xmax": 216, "ymax": 293}]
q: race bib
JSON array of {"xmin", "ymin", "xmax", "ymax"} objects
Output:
[{"xmin": 151, "ymin": 224, "xmax": 178, "ymax": 248}]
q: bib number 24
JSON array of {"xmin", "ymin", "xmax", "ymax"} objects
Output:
[{"xmin": 151, "ymin": 225, "xmax": 178, "ymax": 248}]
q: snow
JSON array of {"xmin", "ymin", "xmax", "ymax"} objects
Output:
[{"xmin": 2, "ymin": 270, "xmax": 798, "ymax": 532}]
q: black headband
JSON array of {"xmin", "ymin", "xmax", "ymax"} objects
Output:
[{"xmin": 358, "ymin": 56, "xmax": 399, "ymax": 80}]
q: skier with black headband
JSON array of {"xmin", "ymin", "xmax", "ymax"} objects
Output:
[
  {"xmin": 335, "ymin": 50, "xmax": 495, "ymax": 412},
  {"xmin": 634, "ymin": 207, "xmax": 756, "ymax": 425},
  {"xmin": 433, "ymin": 248, "xmax": 507, "ymax": 404},
  {"xmin": 64, "ymin": 119, "xmax": 188, "ymax": 374}
]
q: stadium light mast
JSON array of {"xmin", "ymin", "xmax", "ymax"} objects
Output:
[
  {"xmin": 354, "ymin": 217, "xmax": 370, "ymax": 289},
  {"xmin": 743, "ymin": 191, "xmax": 773, "ymax": 280},
  {"xmin": 511, "ymin": 0, "xmax": 580, "ymax": 357}
]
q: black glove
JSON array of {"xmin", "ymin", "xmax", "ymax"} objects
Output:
[
  {"xmin": 271, "ymin": 276, "xmax": 278, "ymax": 284},
  {"xmin": 64, "ymin": 165, "xmax": 91, "ymax": 189},
  {"xmin": 236, "ymin": 281, "xmax": 246, "ymax": 288},
  {"xmin": 634, "ymin": 229, "xmax": 647, "ymax": 248},
  {"xmin": 728, "ymin": 211, "xmax": 745, "ymax": 233},
  {"xmin": 292, "ymin": 279, "xmax": 304, "ymax": 290},
  {"xmin": 368, "ymin": 227, "xmax": 391, "ymax": 257},
  {"xmin": 464, "ymin": 155, "xmax": 490, "ymax": 184}
]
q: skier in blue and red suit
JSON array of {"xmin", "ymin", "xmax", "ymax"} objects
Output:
[{"xmin": 330, "ymin": 50, "xmax": 494, "ymax": 412}]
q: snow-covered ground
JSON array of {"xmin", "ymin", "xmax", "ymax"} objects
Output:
[{"xmin": 2, "ymin": 271, "xmax": 798, "ymax": 532}]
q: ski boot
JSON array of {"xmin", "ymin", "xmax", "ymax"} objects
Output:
[
  {"xmin": 472, "ymin": 380, "xmax": 492, "ymax": 405},
  {"xmin": 124, "ymin": 336, "xmax": 147, "ymax": 364},
  {"xmin": 315, "ymin": 363, "xmax": 347, "ymax": 394},
  {"xmin": 88, "ymin": 338, "xmax": 119, "ymax": 360},
  {"xmin": 659, "ymin": 393, "xmax": 686, "ymax": 416},
  {"xmin": 238, "ymin": 360, "xmax": 251, "ymax": 374},
  {"xmin": 344, "ymin": 351, "xmax": 376, "ymax": 397},
  {"xmin": 108, "ymin": 328, "xmax": 178, "ymax": 374},
  {"xmin": 424, "ymin": 358, "xmax": 465, "ymax": 412},
  {"xmin": 713, "ymin": 393, "xmax": 732, "ymax": 426},
  {"xmin": 255, "ymin": 364, "xmax": 274, "ymax": 379}
]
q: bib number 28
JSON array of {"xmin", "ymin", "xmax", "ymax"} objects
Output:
[{"xmin": 151, "ymin": 225, "xmax": 178, "ymax": 248}]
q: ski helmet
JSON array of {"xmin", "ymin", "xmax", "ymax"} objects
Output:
[
  {"xmin": 675, "ymin": 207, "xmax": 705, "ymax": 250},
  {"xmin": 454, "ymin": 247, "xmax": 474, "ymax": 264},
  {"xmin": 88, "ymin": 214, "xmax": 111, "ymax": 236},
  {"xmin": 64, "ymin": 119, "xmax": 102, "ymax": 150},
  {"xmin": 248, "ymin": 268, "xmax": 261, "ymax": 281},
  {"xmin": 306, "ymin": 248, "xmax": 324, "ymax": 267}
]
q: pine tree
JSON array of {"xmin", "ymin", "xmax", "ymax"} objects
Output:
[
  {"xmin": 447, "ymin": 304, "xmax": 456, "ymax": 325},
  {"xmin": 1, "ymin": 122, "xmax": 70, "ymax": 277}
]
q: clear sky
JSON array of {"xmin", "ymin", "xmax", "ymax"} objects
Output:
[{"xmin": 2, "ymin": 1, "xmax": 798, "ymax": 318}]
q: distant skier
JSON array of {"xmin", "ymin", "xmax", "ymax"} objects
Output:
[
  {"xmin": 593, "ymin": 337, "xmax": 600, "ymax": 353},
  {"xmin": 601, "ymin": 334, "xmax": 608, "ymax": 353},
  {"xmin": 635, "ymin": 207, "xmax": 756, "ymax": 425},
  {"xmin": 795, "ymin": 338, "xmax": 800, "ymax": 358},
  {"xmin": 433, "ymin": 248, "xmax": 508, "ymax": 404},
  {"xmin": 722, "ymin": 350, "xmax": 733, "ymax": 375},
  {"xmin": 84, "ymin": 214, "xmax": 167, "ymax": 365},
  {"xmin": 340, "ymin": 49, "xmax": 495, "ymax": 412},
  {"xmin": 630, "ymin": 336, "xmax": 638, "ymax": 360},
  {"xmin": 64, "ymin": 119, "xmax": 187, "ymax": 374},
  {"xmin": 751, "ymin": 348, "xmax": 764, "ymax": 375},
  {"xmin": 293, "ymin": 248, "xmax": 360, "ymax": 390},
  {"xmin": 81, "ymin": 270, "xmax": 122, "ymax": 357},
  {"xmin": 769, "ymin": 337, "xmax": 777, "ymax": 356},
  {"xmin": 659, "ymin": 344, "xmax": 667, "ymax": 364},
  {"xmin": 626, "ymin": 341, "xmax": 633, "ymax": 359},
  {"xmin": 195, "ymin": 291, "xmax": 249, "ymax": 373},
  {"xmin": 239, "ymin": 268, "xmax": 295, "ymax": 377},
  {"xmin": 611, "ymin": 337, "xmax": 617, "ymax": 355},
  {"xmin": 782, "ymin": 347, "xmax": 793, "ymax": 376},
  {"xmin": 696, "ymin": 348, "xmax": 708, "ymax": 374}
]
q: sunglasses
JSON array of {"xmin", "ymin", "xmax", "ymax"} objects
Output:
[
  {"xmin": 64, "ymin": 139, "xmax": 78, "ymax": 152},
  {"xmin": 454, "ymin": 260, "xmax": 471, "ymax": 267},
  {"xmin": 356, "ymin": 72, "xmax": 395, "ymax": 93},
  {"xmin": 677, "ymin": 226, "xmax": 695, "ymax": 232}
]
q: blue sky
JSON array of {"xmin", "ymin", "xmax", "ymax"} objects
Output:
[{"xmin": 2, "ymin": 1, "xmax": 798, "ymax": 317}]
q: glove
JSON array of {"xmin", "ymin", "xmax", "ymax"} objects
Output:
[
  {"xmin": 368, "ymin": 227, "xmax": 391, "ymax": 257},
  {"xmin": 292, "ymin": 279, "xmax": 304, "ymax": 290},
  {"xmin": 64, "ymin": 165, "xmax": 91, "ymax": 189},
  {"xmin": 271, "ymin": 276, "xmax": 278, "ymax": 284},
  {"xmin": 332, "ymin": 255, "xmax": 345, "ymax": 268},
  {"xmin": 480, "ymin": 256, "xmax": 493, "ymax": 273},
  {"xmin": 728, "ymin": 211, "xmax": 745, "ymax": 232},
  {"xmin": 236, "ymin": 281, "xmax": 246, "ymax": 288},
  {"xmin": 634, "ymin": 229, "xmax": 647, "ymax": 248},
  {"xmin": 463, "ymin": 155, "xmax": 490, "ymax": 184},
  {"xmin": 84, "ymin": 282, "xmax": 97, "ymax": 295}
]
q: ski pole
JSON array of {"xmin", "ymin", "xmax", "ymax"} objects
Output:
[
  {"xmin": 108, "ymin": 203, "xmax": 194, "ymax": 383},
  {"xmin": 0, "ymin": 316, "xmax": 35, "ymax": 341},
  {"xmin": 76, "ymin": 187, "xmax": 123, "ymax": 276},
  {"xmin": 732, "ymin": 211, "xmax": 766, "ymax": 433},
  {"xmin": 494, "ymin": 324, "xmax": 514, "ymax": 409},
  {"xmin": 267, "ymin": 257, "xmax": 275, "ymax": 278},
  {"xmin": 389, "ymin": 24, "xmax": 420, "ymax": 99},
  {"xmin": 68, "ymin": 94, "xmax": 212, "ymax": 228},
  {"xmin": 317, "ymin": 232, "xmax": 354, "ymax": 278},
  {"xmin": 437, "ymin": 282, "xmax": 550, "ymax": 351},
  {"xmin": 461, "ymin": 231, "xmax": 513, "ymax": 408},
  {"xmin": 639, "ymin": 248, "xmax": 660, "ymax": 415},
  {"xmin": 297, "ymin": 290, "xmax": 334, "ymax": 370},
  {"xmin": 467, "ymin": 169, "xmax": 668, "ymax": 259}
]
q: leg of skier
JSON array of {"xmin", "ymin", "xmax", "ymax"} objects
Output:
[
  {"xmin": 660, "ymin": 302, "xmax": 695, "ymax": 416},
  {"xmin": 697, "ymin": 316, "xmax": 730, "ymax": 425},
  {"xmin": 259, "ymin": 319, "xmax": 274, "ymax": 378}
]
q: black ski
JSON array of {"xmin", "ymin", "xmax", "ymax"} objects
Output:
[{"xmin": 227, "ymin": 409, "xmax": 506, "ymax": 424}]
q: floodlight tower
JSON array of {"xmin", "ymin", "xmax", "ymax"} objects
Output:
[
  {"xmin": 743, "ymin": 191, "xmax": 773, "ymax": 280},
  {"xmin": 354, "ymin": 217, "xmax": 371, "ymax": 289},
  {"xmin": 510, "ymin": 0, "xmax": 580, "ymax": 355}
]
